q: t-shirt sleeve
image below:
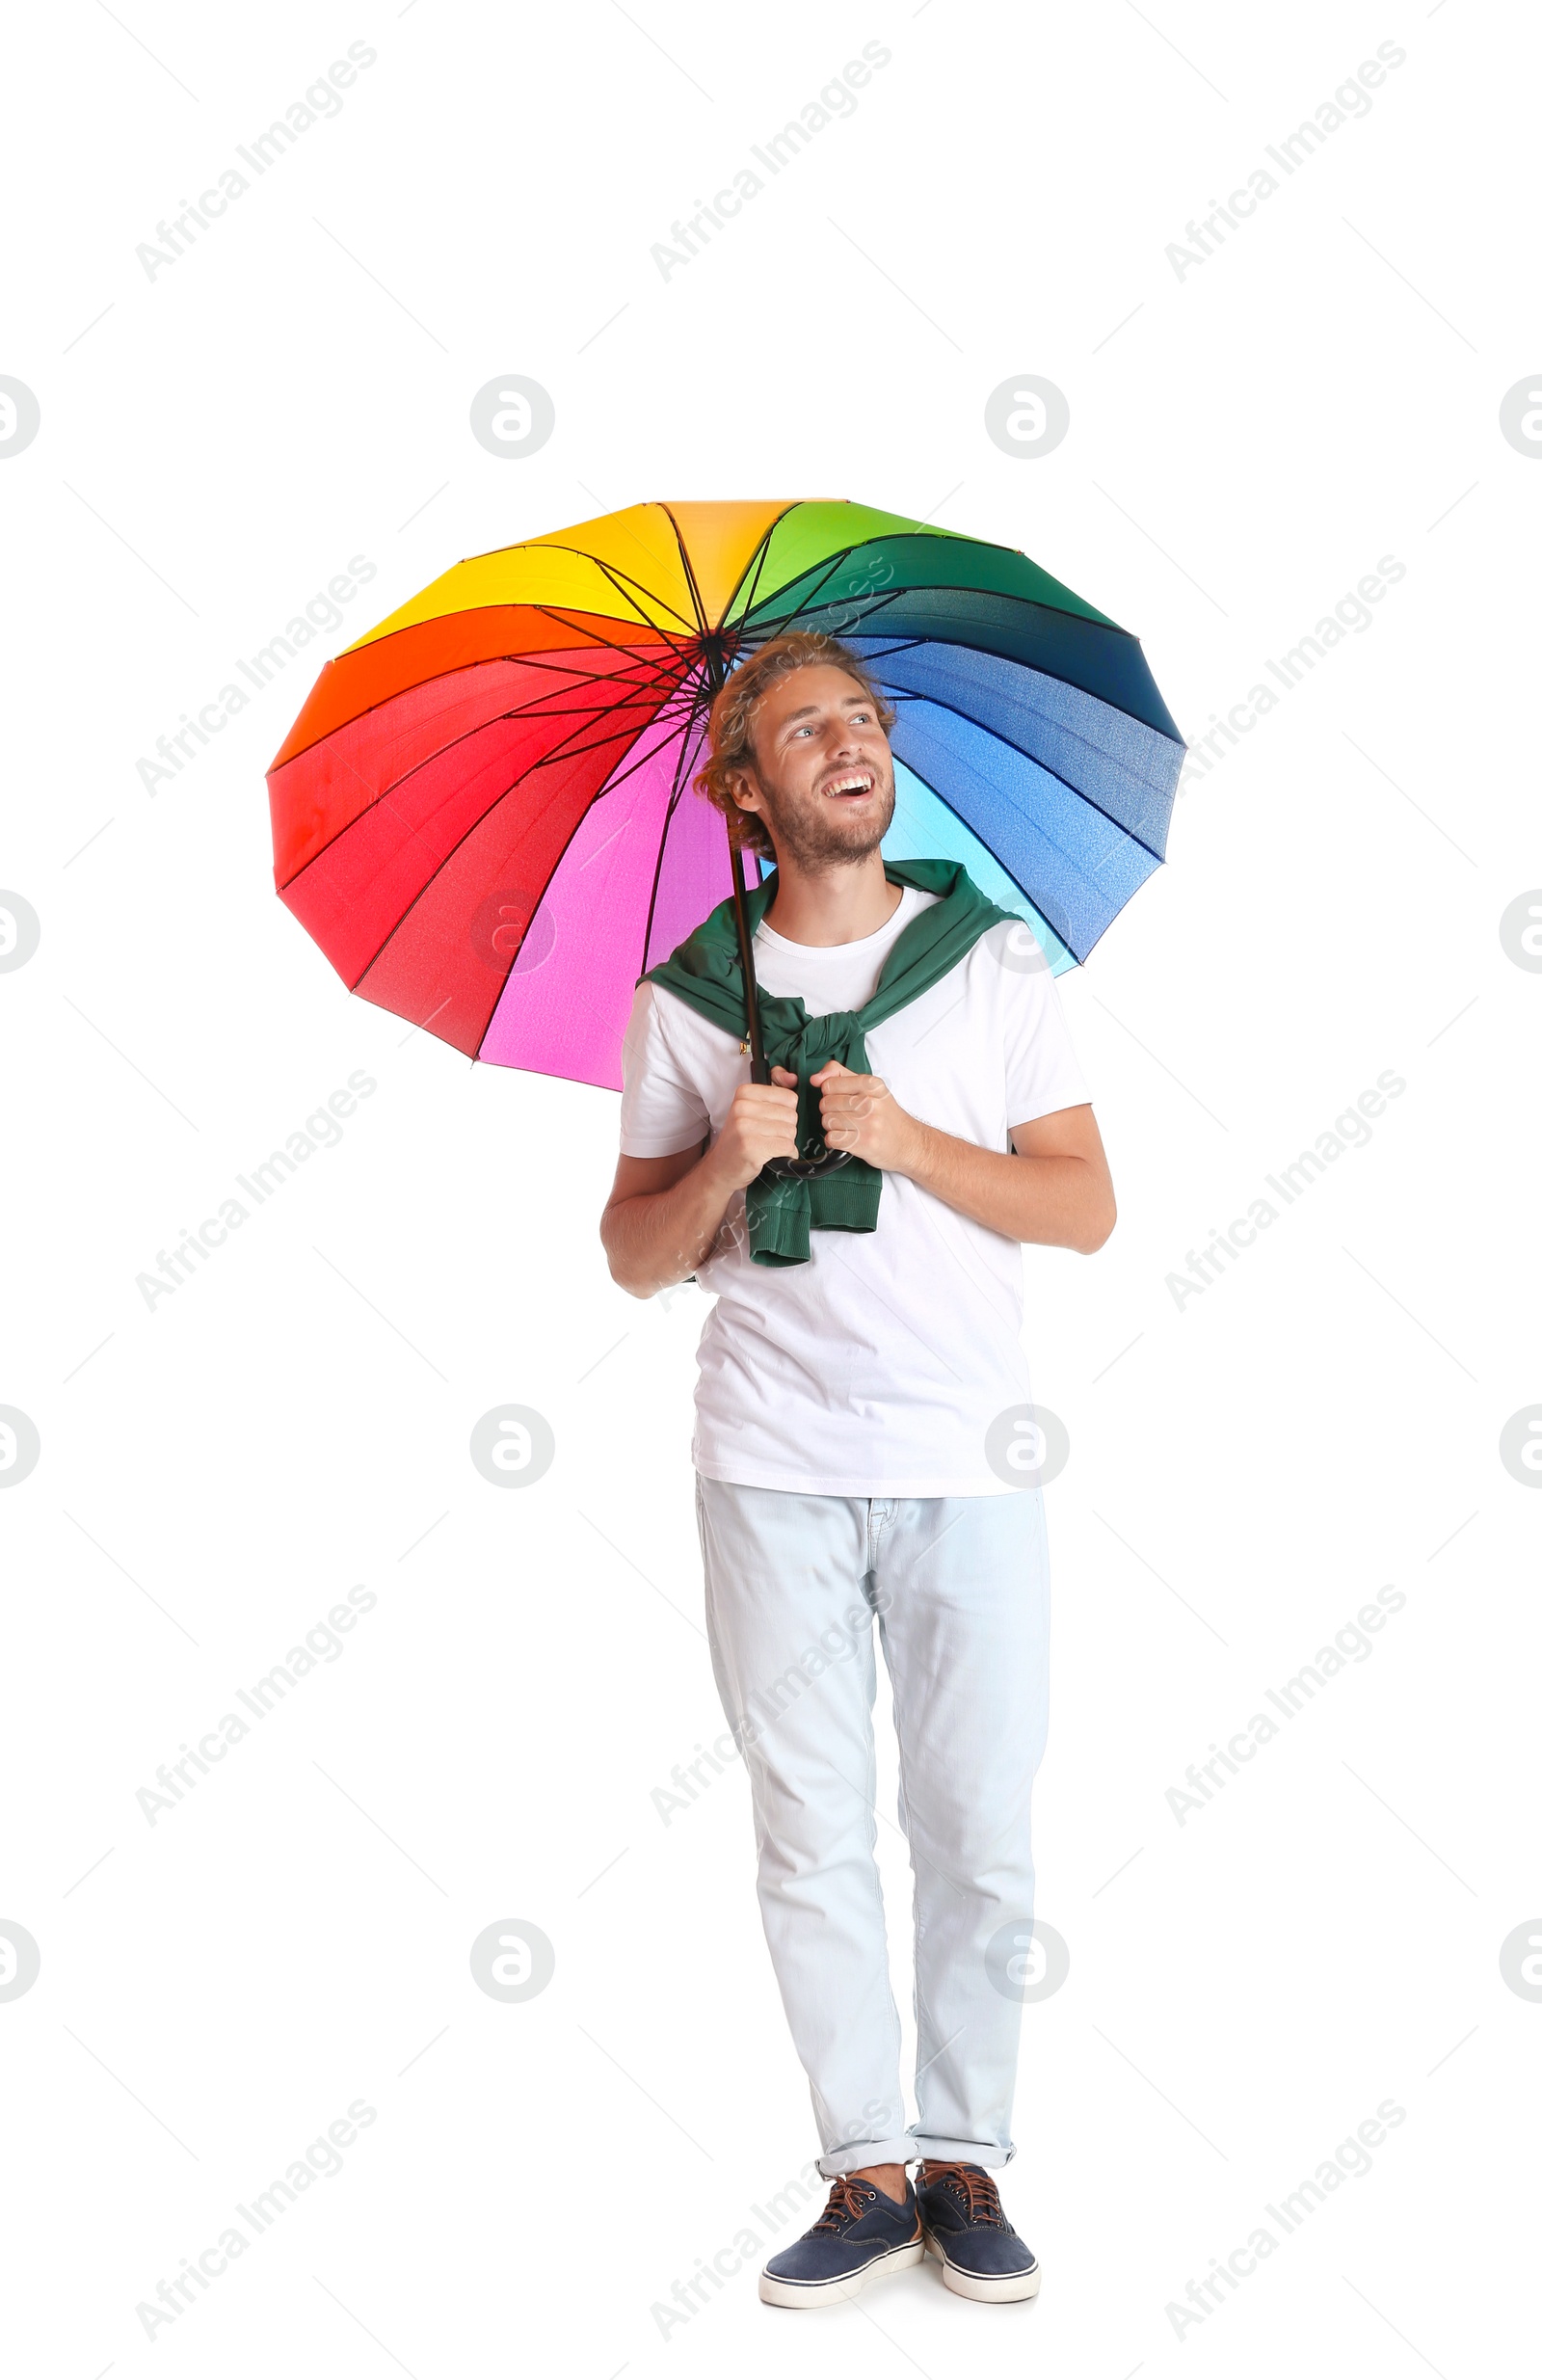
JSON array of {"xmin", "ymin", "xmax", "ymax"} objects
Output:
[
  {"xmin": 1002, "ymin": 958, "xmax": 1093, "ymax": 1130},
  {"xmin": 618, "ymin": 982, "xmax": 713, "ymax": 1158}
]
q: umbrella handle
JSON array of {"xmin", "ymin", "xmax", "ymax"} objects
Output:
[{"xmin": 728, "ymin": 839, "xmax": 853, "ymax": 1182}]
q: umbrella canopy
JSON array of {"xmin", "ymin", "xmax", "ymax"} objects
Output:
[{"xmin": 267, "ymin": 499, "xmax": 1184, "ymax": 1090}]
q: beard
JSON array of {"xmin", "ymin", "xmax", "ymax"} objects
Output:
[{"xmin": 755, "ymin": 762, "xmax": 896, "ymax": 872}]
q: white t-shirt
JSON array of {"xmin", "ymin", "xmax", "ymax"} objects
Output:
[{"xmin": 619, "ymin": 887, "xmax": 1092, "ymax": 1496}]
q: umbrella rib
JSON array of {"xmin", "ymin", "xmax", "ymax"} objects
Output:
[
  {"xmin": 894, "ymin": 721, "xmax": 1116, "ymax": 905},
  {"xmin": 739, "ymin": 534, "xmax": 1134, "ymax": 638},
  {"xmin": 518, "ymin": 706, "xmax": 697, "ymax": 776},
  {"xmin": 521, "ymin": 654, "xmax": 704, "ymax": 770},
  {"xmin": 728, "ymin": 528, "xmax": 776, "ymax": 625},
  {"xmin": 270, "ymin": 622, "xmax": 688, "ymax": 772},
  {"xmin": 876, "ymin": 677, "xmax": 1175, "ymax": 865},
  {"xmin": 560, "ymin": 548, "xmax": 697, "ymax": 634},
  {"xmin": 326, "ymin": 583, "xmax": 685, "ymax": 686},
  {"xmin": 525, "ymin": 602, "xmax": 694, "ymax": 670},
  {"xmin": 572, "ymin": 505, "xmax": 711, "ymax": 611},
  {"xmin": 889, "ymin": 742, "xmax": 1084, "ymax": 962},
  {"xmin": 736, "ymin": 533, "xmax": 969, "ymax": 630},
  {"xmin": 722, "ymin": 516, "xmax": 969, "ymax": 632},
  {"xmin": 658, "ymin": 508, "xmax": 709, "ymax": 638},
  {"xmin": 714, "ymin": 502, "xmax": 801, "ymax": 629},
  {"xmin": 351, "ymin": 702, "xmax": 676, "ymax": 1015},
  {"xmin": 742, "ymin": 566, "xmax": 949, "ymax": 649},
  {"xmin": 276, "ymin": 628, "xmax": 694, "ymax": 890},
  {"xmin": 637, "ymin": 673, "xmax": 715, "ymax": 975},
  {"xmin": 739, "ymin": 541, "xmax": 870, "ymax": 626},
  {"xmin": 842, "ymin": 632, "xmax": 927, "ymax": 660},
  {"xmin": 472, "ymin": 707, "xmax": 705, "ymax": 1061},
  {"xmin": 276, "ymin": 670, "xmax": 691, "ymax": 891},
  {"xmin": 661, "ymin": 575, "xmax": 1170, "ymax": 866},
  {"xmin": 422, "ymin": 538, "xmax": 698, "ymax": 634},
  {"xmin": 721, "ymin": 515, "xmax": 976, "ymax": 641},
  {"xmin": 891, "ymin": 719, "xmax": 1167, "ymax": 962},
  {"xmin": 742, "ymin": 578, "xmax": 1178, "ymax": 769},
  {"xmin": 492, "ymin": 638, "xmax": 689, "ymax": 698},
  {"xmin": 281, "ymin": 654, "xmax": 684, "ymax": 918}
]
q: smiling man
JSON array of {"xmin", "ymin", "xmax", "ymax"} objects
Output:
[{"xmin": 600, "ymin": 630, "xmax": 1114, "ymax": 2312}]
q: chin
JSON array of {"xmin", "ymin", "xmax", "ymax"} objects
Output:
[
  {"xmin": 825, "ymin": 814, "xmax": 888, "ymax": 854},
  {"xmin": 768, "ymin": 789, "xmax": 894, "ymax": 869},
  {"xmin": 849, "ymin": 803, "xmax": 893, "ymax": 853}
]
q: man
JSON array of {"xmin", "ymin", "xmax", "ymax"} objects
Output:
[{"xmin": 600, "ymin": 630, "xmax": 1114, "ymax": 2309}]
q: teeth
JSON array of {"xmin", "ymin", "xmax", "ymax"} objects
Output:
[{"xmin": 827, "ymin": 774, "xmax": 871, "ymax": 795}]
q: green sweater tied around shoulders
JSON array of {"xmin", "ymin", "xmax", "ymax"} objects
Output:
[{"xmin": 642, "ymin": 858, "xmax": 1019, "ymax": 1266}]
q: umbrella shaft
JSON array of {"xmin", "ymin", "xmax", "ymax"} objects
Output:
[{"xmin": 728, "ymin": 840, "xmax": 771, "ymax": 1084}]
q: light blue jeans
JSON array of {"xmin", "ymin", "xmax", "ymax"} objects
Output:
[{"xmin": 695, "ymin": 1474, "xmax": 1050, "ymax": 2177}]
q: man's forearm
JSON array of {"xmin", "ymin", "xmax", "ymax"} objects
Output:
[
  {"xmin": 602, "ymin": 1147, "xmax": 738, "ymax": 1297},
  {"xmin": 897, "ymin": 1119, "xmax": 1114, "ymax": 1253}
]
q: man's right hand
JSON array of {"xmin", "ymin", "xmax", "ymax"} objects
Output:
[
  {"xmin": 601, "ymin": 1066, "xmax": 803, "ymax": 1297},
  {"xmin": 709, "ymin": 1066, "xmax": 802, "ymax": 1189}
]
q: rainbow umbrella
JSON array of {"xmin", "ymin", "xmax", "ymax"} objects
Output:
[{"xmin": 266, "ymin": 500, "xmax": 1183, "ymax": 1092}]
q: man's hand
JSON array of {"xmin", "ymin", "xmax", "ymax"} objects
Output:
[
  {"xmin": 810, "ymin": 1059, "xmax": 922, "ymax": 1173},
  {"xmin": 599, "ymin": 1068, "xmax": 806, "ymax": 1298},
  {"xmin": 709, "ymin": 1065, "xmax": 802, "ymax": 1190},
  {"xmin": 810, "ymin": 1065, "xmax": 1116, "ymax": 1253}
]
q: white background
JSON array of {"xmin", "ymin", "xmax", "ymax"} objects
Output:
[{"xmin": 3, "ymin": 1, "xmax": 1538, "ymax": 2373}]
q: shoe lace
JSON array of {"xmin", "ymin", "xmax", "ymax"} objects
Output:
[
  {"xmin": 811, "ymin": 2175, "xmax": 876, "ymax": 2233},
  {"xmin": 924, "ymin": 2161, "xmax": 1005, "ymax": 2226}
]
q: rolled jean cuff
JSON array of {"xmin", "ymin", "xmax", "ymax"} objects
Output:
[
  {"xmin": 912, "ymin": 2132, "xmax": 1017, "ymax": 2171},
  {"xmin": 818, "ymin": 2133, "xmax": 917, "ymax": 2179}
]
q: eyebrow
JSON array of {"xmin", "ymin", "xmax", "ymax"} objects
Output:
[{"xmin": 779, "ymin": 694, "xmax": 871, "ymax": 725}]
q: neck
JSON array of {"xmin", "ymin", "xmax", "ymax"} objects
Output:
[{"xmin": 760, "ymin": 845, "xmax": 903, "ymax": 948}]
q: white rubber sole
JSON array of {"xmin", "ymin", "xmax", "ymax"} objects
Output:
[
  {"xmin": 924, "ymin": 2231, "xmax": 1042, "ymax": 2303},
  {"xmin": 758, "ymin": 2237, "xmax": 924, "ymax": 2308}
]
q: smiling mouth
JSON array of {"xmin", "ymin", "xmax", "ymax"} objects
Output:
[{"xmin": 823, "ymin": 770, "xmax": 875, "ymax": 799}]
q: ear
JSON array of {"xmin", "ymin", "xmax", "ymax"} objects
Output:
[{"xmin": 727, "ymin": 766, "xmax": 763, "ymax": 817}]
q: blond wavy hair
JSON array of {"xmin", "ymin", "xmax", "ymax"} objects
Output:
[{"xmin": 693, "ymin": 630, "xmax": 896, "ymax": 861}]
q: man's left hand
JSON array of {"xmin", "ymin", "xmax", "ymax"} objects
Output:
[{"xmin": 810, "ymin": 1060, "xmax": 923, "ymax": 1174}]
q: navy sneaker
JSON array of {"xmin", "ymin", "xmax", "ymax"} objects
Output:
[
  {"xmin": 917, "ymin": 2160, "xmax": 1040, "ymax": 2302},
  {"xmin": 759, "ymin": 2173, "xmax": 924, "ymax": 2307}
]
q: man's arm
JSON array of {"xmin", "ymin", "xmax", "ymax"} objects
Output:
[
  {"xmin": 811, "ymin": 1060, "xmax": 1115, "ymax": 1254},
  {"xmin": 599, "ymin": 1071, "xmax": 802, "ymax": 1297}
]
